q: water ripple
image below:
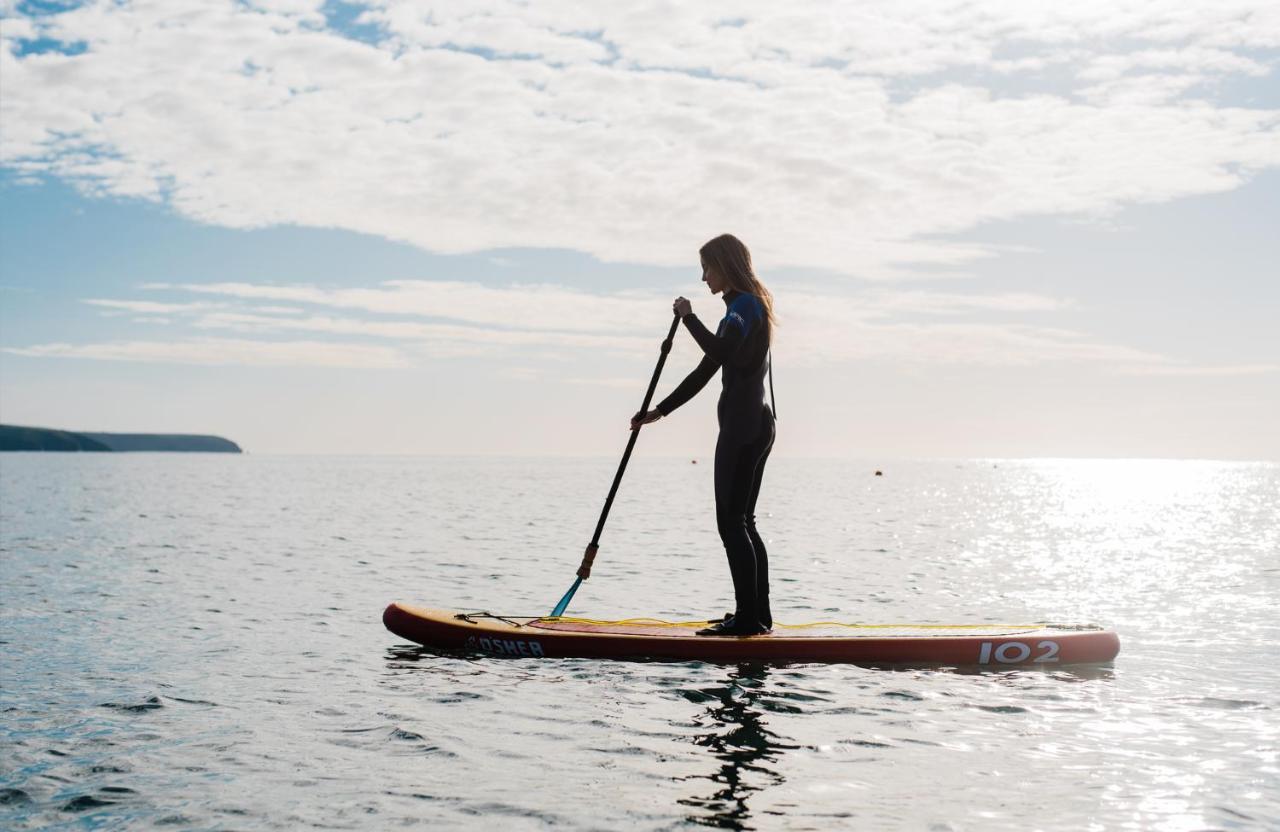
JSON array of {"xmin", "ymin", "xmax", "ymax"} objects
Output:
[{"xmin": 2, "ymin": 455, "xmax": 1277, "ymax": 830}]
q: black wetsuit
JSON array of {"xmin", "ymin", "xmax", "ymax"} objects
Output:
[{"xmin": 657, "ymin": 290, "xmax": 775, "ymax": 629}]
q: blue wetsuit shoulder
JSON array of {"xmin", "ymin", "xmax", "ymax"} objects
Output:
[
  {"xmin": 656, "ymin": 292, "xmax": 769, "ymax": 417},
  {"xmin": 722, "ymin": 294, "xmax": 762, "ymax": 338}
]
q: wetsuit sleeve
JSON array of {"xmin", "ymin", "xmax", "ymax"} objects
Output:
[
  {"xmin": 656, "ymin": 299, "xmax": 760, "ymax": 416},
  {"xmin": 656, "ymin": 354, "xmax": 718, "ymax": 416},
  {"xmin": 679, "ymin": 312, "xmax": 748, "ymax": 366}
]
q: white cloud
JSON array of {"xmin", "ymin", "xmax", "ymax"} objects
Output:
[
  {"xmin": 84, "ymin": 298, "xmax": 221, "ymax": 315},
  {"xmin": 498, "ymin": 366, "xmax": 543, "ymax": 382},
  {"xmin": 1115, "ymin": 362, "xmax": 1279, "ymax": 376},
  {"xmin": 190, "ymin": 310, "xmax": 655, "ymax": 356},
  {"xmin": 31, "ymin": 279, "xmax": 1268, "ymax": 377},
  {"xmin": 144, "ymin": 279, "xmax": 1093, "ymax": 362},
  {"xmin": 146, "ymin": 280, "xmax": 670, "ymax": 334},
  {"xmin": 253, "ymin": 305, "xmax": 308, "ymax": 315},
  {"xmin": 1078, "ymin": 47, "xmax": 1270, "ymax": 82},
  {"xmin": 854, "ymin": 290, "xmax": 1073, "ymax": 317},
  {"xmin": 563, "ymin": 376, "xmax": 651, "ymax": 389},
  {"xmin": 781, "ymin": 300, "xmax": 1171, "ymax": 368},
  {"xmin": 2, "ymin": 1, "xmax": 1276, "ymax": 278},
  {"xmin": 3, "ymin": 338, "xmax": 407, "ymax": 368}
]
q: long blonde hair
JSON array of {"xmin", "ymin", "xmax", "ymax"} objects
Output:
[{"xmin": 699, "ymin": 234, "xmax": 775, "ymax": 337}]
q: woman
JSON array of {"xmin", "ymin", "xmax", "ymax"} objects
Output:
[{"xmin": 631, "ymin": 234, "xmax": 777, "ymax": 636}]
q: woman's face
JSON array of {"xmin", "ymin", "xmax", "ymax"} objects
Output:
[{"xmin": 701, "ymin": 260, "xmax": 728, "ymax": 294}]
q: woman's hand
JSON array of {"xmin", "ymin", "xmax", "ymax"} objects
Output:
[
  {"xmin": 673, "ymin": 296, "xmax": 692, "ymax": 318},
  {"xmin": 630, "ymin": 409, "xmax": 663, "ymax": 431}
]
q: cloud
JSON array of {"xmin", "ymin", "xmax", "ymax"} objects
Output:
[
  {"xmin": 144, "ymin": 280, "xmax": 669, "ymax": 334},
  {"xmin": 2, "ymin": 1, "xmax": 1277, "ymax": 278},
  {"xmin": 84, "ymin": 298, "xmax": 222, "ymax": 315},
  {"xmin": 563, "ymin": 376, "xmax": 651, "ymax": 389},
  {"xmin": 853, "ymin": 290, "xmax": 1074, "ymax": 317},
  {"xmin": 143, "ymin": 279, "xmax": 1094, "ymax": 361},
  {"xmin": 190, "ymin": 310, "xmax": 655, "ymax": 356},
  {"xmin": 1078, "ymin": 47, "xmax": 1270, "ymax": 83},
  {"xmin": 781, "ymin": 301, "xmax": 1172, "ymax": 368},
  {"xmin": 1114, "ymin": 362, "xmax": 1279, "ymax": 376},
  {"xmin": 3, "ymin": 338, "xmax": 408, "ymax": 368},
  {"xmin": 29, "ymin": 278, "xmax": 1266, "ymax": 377}
]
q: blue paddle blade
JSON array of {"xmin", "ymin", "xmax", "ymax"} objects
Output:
[{"xmin": 550, "ymin": 577, "xmax": 582, "ymax": 618}]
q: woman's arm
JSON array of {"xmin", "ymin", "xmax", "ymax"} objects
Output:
[
  {"xmin": 655, "ymin": 354, "xmax": 719, "ymax": 416},
  {"xmin": 680, "ymin": 312, "xmax": 742, "ymax": 363},
  {"xmin": 680, "ymin": 294, "xmax": 757, "ymax": 366}
]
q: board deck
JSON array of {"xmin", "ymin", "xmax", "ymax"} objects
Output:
[{"xmin": 383, "ymin": 603, "xmax": 1121, "ymax": 666}]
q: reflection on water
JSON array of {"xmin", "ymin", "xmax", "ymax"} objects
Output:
[
  {"xmin": 680, "ymin": 664, "xmax": 795, "ymax": 830},
  {"xmin": 929, "ymin": 663, "xmax": 1118, "ymax": 682}
]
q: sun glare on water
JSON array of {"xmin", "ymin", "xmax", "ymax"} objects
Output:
[{"xmin": 966, "ymin": 459, "xmax": 1270, "ymax": 624}]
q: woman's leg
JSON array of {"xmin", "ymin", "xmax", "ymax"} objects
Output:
[
  {"xmin": 713, "ymin": 411, "xmax": 775, "ymax": 629},
  {"xmin": 744, "ymin": 414, "xmax": 775, "ymax": 627}
]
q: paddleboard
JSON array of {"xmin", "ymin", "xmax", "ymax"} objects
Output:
[{"xmin": 383, "ymin": 603, "xmax": 1120, "ymax": 666}]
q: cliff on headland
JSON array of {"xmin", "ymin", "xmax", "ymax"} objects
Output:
[{"xmin": 0, "ymin": 424, "xmax": 243, "ymax": 453}]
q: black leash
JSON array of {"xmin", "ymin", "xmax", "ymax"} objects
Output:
[{"xmin": 768, "ymin": 350, "xmax": 777, "ymax": 419}]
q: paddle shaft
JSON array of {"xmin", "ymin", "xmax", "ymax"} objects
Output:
[
  {"xmin": 551, "ymin": 313, "xmax": 681, "ymax": 616},
  {"xmin": 584, "ymin": 313, "xmax": 681, "ymax": 561}
]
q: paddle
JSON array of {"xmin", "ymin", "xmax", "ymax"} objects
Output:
[{"xmin": 550, "ymin": 313, "xmax": 682, "ymax": 617}]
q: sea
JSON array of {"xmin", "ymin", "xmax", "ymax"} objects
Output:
[{"xmin": 1, "ymin": 454, "xmax": 1277, "ymax": 831}]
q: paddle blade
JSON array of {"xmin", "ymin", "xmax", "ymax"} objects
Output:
[{"xmin": 550, "ymin": 577, "xmax": 582, "ymax": 618}]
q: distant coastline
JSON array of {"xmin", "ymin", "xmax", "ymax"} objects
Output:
[{"xmin": 0, "ymin": 424, "xmax": 243, "ymax": 453}]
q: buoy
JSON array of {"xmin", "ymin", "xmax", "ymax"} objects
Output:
[{"xmin": 874, "ymin": 470, "xmax": 883, "ymax": 476}]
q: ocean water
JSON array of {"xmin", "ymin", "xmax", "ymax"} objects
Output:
[{"xmin": 1, "ymin": 454, "xmax": 1277, "ymax": 831}]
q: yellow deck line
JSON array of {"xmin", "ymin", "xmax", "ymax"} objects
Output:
[{"xmin": 539, "ymin": 616, "xmax": 1047, "ymax": 631}]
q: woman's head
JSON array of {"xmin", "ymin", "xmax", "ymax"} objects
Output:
[{"xmin": 699, "ymin": 233, "xmax": 775, "ymax": 333}]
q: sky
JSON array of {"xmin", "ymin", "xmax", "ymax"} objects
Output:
[{"xmin": 1, "ymin": 0, "xmax": 1277, "ymax": 458}]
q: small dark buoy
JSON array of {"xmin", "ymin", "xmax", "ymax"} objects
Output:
[
  {"xmin": 691, "ymin": 459, "xmax": 698, "ymax": 464},
  {"xmin": 874, "ymin": 470, "xmax": 883, "ymax": 476}
]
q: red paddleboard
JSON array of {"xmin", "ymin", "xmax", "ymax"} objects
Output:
[{"xmin": 383, "ymin": 604, "xmax": 1120, "ymax": 666}]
